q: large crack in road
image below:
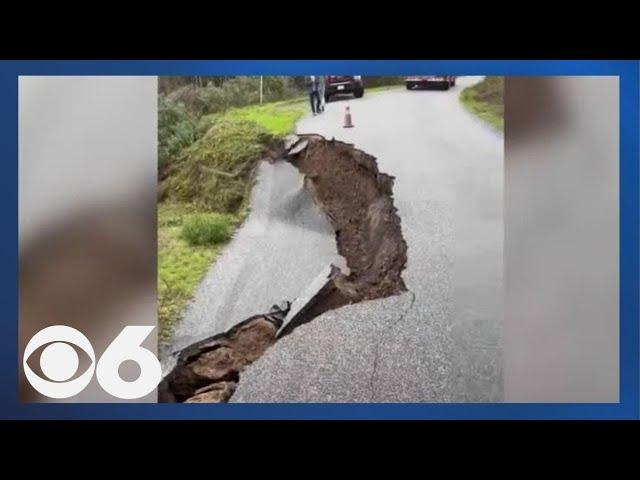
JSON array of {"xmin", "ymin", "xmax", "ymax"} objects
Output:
[
  {"xmin": 159, "ymin": 135, "xmax": 408, "ymax": 403},
  {"xmin": 368, "ymin": 290, "xmax": 416, "ymax": 401}
]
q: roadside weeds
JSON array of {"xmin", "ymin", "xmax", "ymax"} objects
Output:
[{"xmin": 459, "ymin": 76, "xmax": 504, "ymax": 131}]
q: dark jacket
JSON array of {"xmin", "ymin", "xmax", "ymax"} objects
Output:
[{"xmin": 305, "ymin": 76, "xmax": 320, "ymax": 93}]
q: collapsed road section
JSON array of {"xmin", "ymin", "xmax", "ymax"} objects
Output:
[
  {"xmin": 159, "ymin": 134, "xmax": 408, "ymax": 403},
  {"xmin": 158, "ymin": 302, "xmax": 290, "ymax": 402},
  {"xmin": 280, "ymin": 134, "xmax": 408, "ymax": 333}
]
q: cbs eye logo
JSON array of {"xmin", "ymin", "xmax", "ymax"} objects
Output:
[{"xmin": 23, "ymin": 325, "xmax": 161, "ymax": 400}]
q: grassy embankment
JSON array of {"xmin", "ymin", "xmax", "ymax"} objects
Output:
[
  {"xmin": 459, "ymin": 76, "xmax": 504, "ymax": 130},
  {"xmin": 158, "ymin": 98, "xmax": 308, "ymax": 345},
  {"xmin": 158, "ymin": 84, "xmax": 401, "ymax": 346}
]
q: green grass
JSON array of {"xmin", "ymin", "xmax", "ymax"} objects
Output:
[
  {"xmin": 182, "ymin": 213, "xmax": 233, "ymax": 246},
  {"xmin": 158, "ymin": 203, "xmax": 247, "ymax": 346},
  {"xmin": 224, "ymin": 87, "xmax": 401, "ymax": 137},
  {"xmin": 225, "ymin": 98, "xmax": 308, "ymax": 137},
  {"xmin": 158, "ymin": 203, "xmax": 224, "ymax": 346},
  {"xmin": 459, "ymin": 76, "xmax": 504, "ymax": 130}
]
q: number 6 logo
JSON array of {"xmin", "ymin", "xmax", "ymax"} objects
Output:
[{"xmin": 23, "ymin": 325, "xmax": 161, "ymax": 400}]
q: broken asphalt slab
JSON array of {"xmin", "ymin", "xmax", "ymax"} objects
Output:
[
  {"xmin": 278, "ymin": 264, "xmax": 335, "ymax": 337},
  {"xmin": 159, "ymin": 302, "xmax": 290, "ymax": 402},
  {"xmin": 232, "ymin": 293, "xmax": 416, "ymax": 402}
]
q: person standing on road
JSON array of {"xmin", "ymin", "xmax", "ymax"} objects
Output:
[
  {"xmin": 306, "ymin": 75, "xmax": 321, "ymax": 115},
  {"xmin": 317, "ymin": 75, "xmax": 326, "ymax": 113}
]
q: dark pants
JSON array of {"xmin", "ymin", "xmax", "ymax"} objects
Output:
[{"xmin": 309, "ymin": 91, "xmax": 321, "ymax": 113}]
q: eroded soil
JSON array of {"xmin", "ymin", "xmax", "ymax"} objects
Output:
[
  {"xmin": 160, "ymin": 135, "xmax": 408, "ymax": 403},
  {"xmin": 281, "ymin": 134, "xmax": 407, "ymax": 333}
]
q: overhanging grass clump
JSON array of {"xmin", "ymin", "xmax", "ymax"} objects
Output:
[
  {"xmin": 182, "ymin": 213, "xmax": 234, "ymax": 246},
  {"xmin": 459, "ymin": 76, "xmax": 504, "ymax": 130},
  {"xmin": 163, "ymin": 117, "xmax": 276, "ymax": 213}
]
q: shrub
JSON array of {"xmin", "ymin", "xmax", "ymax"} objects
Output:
[
  {"xmin": 158, "ymin": 97, "xmax": 197, "ymax": 171},
  {"xmin": 164, "ymin": 76, "xmax": 301, "ymax": 117},
  {"xmin": 181, "ymin": 213, "xmax": 234, "ymax": 246},
  {"xmin": 159, "ymin": 77, "xmax": 302, "ymax": 173}
]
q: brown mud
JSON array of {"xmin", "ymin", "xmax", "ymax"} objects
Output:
[
  {"xmin": 158, "ymin": 303, "xmax": 289, "ymax": 402},
  {"xmin": 280, "ymin": 134, "xmax": 407, "ymax": 333}
]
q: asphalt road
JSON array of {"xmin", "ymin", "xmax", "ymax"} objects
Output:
[
  {"xmin": 164, "ymin": 160, "xmax": 343, "ymax": 366},
  {"xmin": 169, "ymin": 76, "xmax": 504, "ymax": 402}
]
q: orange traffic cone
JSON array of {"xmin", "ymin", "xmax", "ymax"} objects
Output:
[{"xmin": 343, "ymin": 105, "xmax": 354, "ymax": 128}]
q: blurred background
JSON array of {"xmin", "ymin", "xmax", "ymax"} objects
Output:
[
  {"xmin": 19, "ymin": 77, "xmax": 158, "ymax": 402},
  {"xmin": 504, "ymin": 76, "xmax": 619, "ymax": 402}
]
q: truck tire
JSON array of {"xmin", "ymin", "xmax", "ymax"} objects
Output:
[
  {"xmin": 406, "ymin": 83, "xmax": 413, "ymax": 90},
  {"xmin": 324, "ymin": 93, "xmax": 331, "ymax": 103},
  {"xmin": 354, "ymin": 88, "xmax": 364, "ymax": 98}
]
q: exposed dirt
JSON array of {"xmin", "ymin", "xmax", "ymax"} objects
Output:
[
  {"xmin": 280, "ymin": 134, "xmax": 408, "ymax": 332},
  {"xmin": 158, "ymin": 302, "xmax": 289, "ymax": 402},
  {"xmin": 184, "ymin": 381, "xmax": 237, "ymax": 403},
  {"xmin": 159, "ymin": 135, "xmax": 408, "ymax": 402}
]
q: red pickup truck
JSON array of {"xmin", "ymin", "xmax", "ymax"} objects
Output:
[{"xmin": 405, "ymin": 76, "xmax": 456, "ymax": 90}]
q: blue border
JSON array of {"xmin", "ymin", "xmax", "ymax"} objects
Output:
[{"xmin": 1, "ymin": 60, "xmax": 637, "ymax": 420}]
